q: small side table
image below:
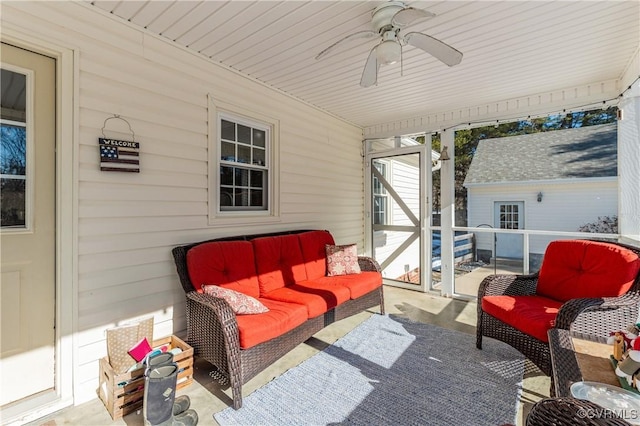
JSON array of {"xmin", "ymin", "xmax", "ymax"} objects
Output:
[
  {"xmin": 545, "ymin": 329, "xmax": 636, "ymax": 425},
  {"xmin": 548, "ymin": 329, "xmax": 613, "ymax": 397}
]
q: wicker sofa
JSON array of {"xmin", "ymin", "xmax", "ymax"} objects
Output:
[
  {"xmin": 172, "ymin": 229, "xmax": 384, "ymax": 409},
  {"xmin": 476, "ymin": 239, "xmax": 640, "ymax": 376}
]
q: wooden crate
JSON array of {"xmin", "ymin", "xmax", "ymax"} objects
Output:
[{"xmin": 98, "ymin": 335, "xmax": 194, "ymax": 420}]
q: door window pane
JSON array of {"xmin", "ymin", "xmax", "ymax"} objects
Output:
[
  {"xmin": 1, "ymin": 178, "xmax": 26, "ymax": 227},
  {"xmin": 500, "ymin": 204, "xmax": 519, "ymax": 229},
  {"xmin": 1, "ymin": 69, "xmax": 27, "ymax": 229}
]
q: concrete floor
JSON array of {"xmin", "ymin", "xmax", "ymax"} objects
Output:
[
  {"xmin": 453, "ymin": 259, "xmax": 524, "ymax": 297},
  {"xmin": 30, "ymin": 286, "xmax": 550, "ymax": 426}
]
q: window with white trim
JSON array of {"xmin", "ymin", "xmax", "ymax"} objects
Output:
[
  {"xmin": 372, "ymin": 160, "xmax": 389, "ymax": 225},
  {"xmin": 218, "ymin": 113, "xmax": 270, "ymax": 212}
]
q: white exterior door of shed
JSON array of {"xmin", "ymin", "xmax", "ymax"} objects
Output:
[
  {"xmin": 494, "ymin": 201, "xmax": 524, "ymax": 259},
  {"xmin": 0, "ymin": 43, "xmax": 56, "ymax": 407}
]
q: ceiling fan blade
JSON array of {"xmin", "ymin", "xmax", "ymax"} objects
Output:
[
  {"xmin": 404, "ymin": 32, "xmax": 463, "ymax": 66},
  {"xmin": 392, "ymin": 7, "xmax": 435, "ymax": 27},
  {"xmin": 315, "ymin": 30, "xmax": 377, "ymax": 60},
  {"xmin": 360, "ymin": 45, "xmax": 380, "ymax": 88}
]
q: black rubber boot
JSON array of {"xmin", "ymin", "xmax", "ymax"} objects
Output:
[
  {"xmin": 172, "ymin": 395, "xmax": 191, "ymax": 416},
  {"xmin": 145, "ymin": 353, "xmax": 190, "ymax": 416},
  {"xmin": 143, "ymin": 364, "xmax": 178, "ymax": 426},
  {"xmin": 173, "ymin": 408, "xmax": 199, "ymax": 426},
  {"xmin": 145, "ymin": 352, "xmax": 174, "ymax": 369},
  {"xmin": 143, "ymin": 354, "xmax": 198, "ymax": 425}
]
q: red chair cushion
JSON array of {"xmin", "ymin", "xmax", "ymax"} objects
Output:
[
  {"xmin": 537, "ymin": 240, "xmax": 640, "ymax": 302},
  {"xmin": 482, "ymin": 295, "xmax": 562, "ymax": 343},
  {"xmin": 186, "ymin": 241, "xmax": 260, "ymax": 297},
  {"xmin": 252, "ymin": 234, "xmax": 308, "ymax": 295},
  {"xmin": 236, "ymin": 299, "xmax": 308, "ymax": 349},
  {"xmin": 309, "ymin": 272, "xmax": 382, "ymax": 299},
  {"xmin": 262, "ymin": 281, "xmax": 351, "ymax": 318},
  {"xmin": 298, "ymin": 230, "xmax": 335, "ymax": 280}
]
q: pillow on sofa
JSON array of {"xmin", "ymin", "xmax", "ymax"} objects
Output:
[
  {"xmin": 202, "ymin": 285, "xmax": 269, "ymax": 315},
  {"xmin": 326, "ymin": 244, "xmax": 361, "ymax": 276}
]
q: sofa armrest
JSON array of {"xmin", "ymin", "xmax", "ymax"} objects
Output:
[
  {"xmin": 555, "ymin": 292, "xmax": 640, "ymax": 335},
  {"xmin": 477, "ymin": 273, "xmax": 539, "ymax": 300},
  {"xmin": 185, "ymin": 292, "xmax": 240, "ymax": 377},
  {"xmin": 358, "ymin": 256, "xmax": 381, "ymax": 272}
]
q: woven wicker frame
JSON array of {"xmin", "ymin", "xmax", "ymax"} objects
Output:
[
  {"xmin": 526, "ymin": 397, "xmax": 632, "ymax": 425},
  {"xmin": 173, "ymin": 230, "xmax": 384, "ymax": 409},
  {"xmin": 476, "ymin": 240, "xmax": 640, "ymax": 376}
]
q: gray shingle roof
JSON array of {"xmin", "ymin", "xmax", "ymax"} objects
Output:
[{"xmin": 463, "ymin": 123, "xmax": 617, "ymax": 185}]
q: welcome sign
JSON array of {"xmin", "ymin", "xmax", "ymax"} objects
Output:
[{"xmin": 99, "ymin": 138, "xmax": 140, "ymax": 172}]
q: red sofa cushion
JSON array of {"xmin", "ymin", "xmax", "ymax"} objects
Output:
[
  {"xmin": 236, "ymin": 299, "xmax": 308, "ymax": 349},
  {"xmin": 537, "ymin": 240, "xmax": 640, "ymax": 302},
  {"xmin": 186, "ymin": 241, "xmax": 260, "ymax": 298},
  {"xmin": 482, "ymin": 295, "xmax": 562, "ymax": 343},
  {"xmin": 298, "ymin": 230, "xmax": 335, "ymax": 280},
  {"xmin": 309, "ymin": 272, "xmax": 382, "ymax": 299},
  {"xmin": 252, "ymin": 234, "xmax": 308, "ymax": 295},
  {"xmin": 262, "ymin": 281, "xmax": 350, "ymax": 318}
]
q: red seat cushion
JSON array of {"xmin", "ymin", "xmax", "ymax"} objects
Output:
[
  {"xmin": 482, "ymin": 295, "xmax": 562, "ymax": 343},
  {"xmin": 537, "ymin": 240, "xmax": 640, "ymax": 302},
  {"xmin": 186, "ymin": 241, "xmax": 260, "ymax": 297},
  {"xmin": 262, "ymin": 281, "xmax": 350, "ymax": 318},
  {"xmin": 298, "ymin": 230, "xmax": 335, "ymax": 280},
  {"xmin": 309, "ymin": 272, "xmax": 382, "ymax": 299},
  {"xmin": 252, "ymin": 235, "xmax": 308, "ymax": 295},
  {"xmin": 236, "ymin": 299, "xmax": 308, "ymax": 349}
]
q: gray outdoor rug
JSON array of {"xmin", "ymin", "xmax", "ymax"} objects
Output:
[{"xmin": 214, "ymin": 314, "xmax": 524, "ymax": 426}]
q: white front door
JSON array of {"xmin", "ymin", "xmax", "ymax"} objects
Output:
[
  {"xmin": 1, "ymin": 43, "xmax": 57, "ymax": 407},
  {"xmin": 494, "ymin": 201, "xmax": 524, "ymax": 259}
]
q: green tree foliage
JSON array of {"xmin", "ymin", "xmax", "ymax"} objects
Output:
[{"xmin": 429, "ymin": 106, "xmax": 617, "ymax": 215}]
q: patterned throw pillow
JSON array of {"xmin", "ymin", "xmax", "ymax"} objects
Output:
[
  {"xmin": 326, "ymin": 244, "xmax": 362, "ymax": 276},
  {"xmin": 202, "ymin": 285, "xmax": 269, "ymax": 315}
]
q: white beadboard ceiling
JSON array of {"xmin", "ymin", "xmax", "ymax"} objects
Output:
[{"xmin": 87, "ymin": 1, "xmax": 640, "ymax": 130}]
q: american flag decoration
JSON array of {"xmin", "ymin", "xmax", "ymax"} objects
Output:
[{"xmin": 99, "ymin": 138, "xmax": 140, "ymax": 172}]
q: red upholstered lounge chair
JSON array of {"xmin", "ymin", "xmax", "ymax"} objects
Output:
[{"xmin": 476, "ymin": 239, "xmax": 640, "ymax": 375}]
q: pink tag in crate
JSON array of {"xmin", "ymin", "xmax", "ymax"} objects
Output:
[{"xmin": 128, "ymin": 337, "xmax": 153, "ymax": 362}]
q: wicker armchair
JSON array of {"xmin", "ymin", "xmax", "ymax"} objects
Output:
[
  {"xmin": 526, "ymin": 397, "xmax": 632, "ymax": 425},
  {"xmin": 476, "ymin": 240, "xmax": 640, "ymax": 376}
]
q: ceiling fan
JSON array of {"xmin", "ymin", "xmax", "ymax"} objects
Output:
[{"xmin": 315, "ymin": 1, "xmax": 463, "ymax": 87}]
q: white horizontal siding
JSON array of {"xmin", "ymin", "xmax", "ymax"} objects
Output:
[
  {"xmin": 467, "ymin": 180, "xmax": 618, "ymax": 254},
  {"xmin": 2, "ymin": 1, "xmax": 364, "ymax": 403}
]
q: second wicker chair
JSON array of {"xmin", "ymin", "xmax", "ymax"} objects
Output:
[{"xmin": 476, "ymin": 239, "xmax": 640, "ymax": 375}]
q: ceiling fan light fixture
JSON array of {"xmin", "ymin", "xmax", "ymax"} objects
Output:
[{"xmin": 377, "ymin": 40, "xmax": 401, "ymax": 65}]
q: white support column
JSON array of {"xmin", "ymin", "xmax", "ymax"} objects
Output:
[
  {"xmin": 422, "ymin": 133, "xmax": 433, "ymax": 293},
  {"xmin": 440, "ymin": 129, "xmax": 455, "ymax": 296},
  {"xmin": 618, "ymin": 80, "xmax": 640, "ymax": 245}
]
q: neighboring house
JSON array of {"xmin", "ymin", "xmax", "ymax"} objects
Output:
[{"xmin": 464, "ymin": 123, "xmax": 618, "ymax": 267}]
